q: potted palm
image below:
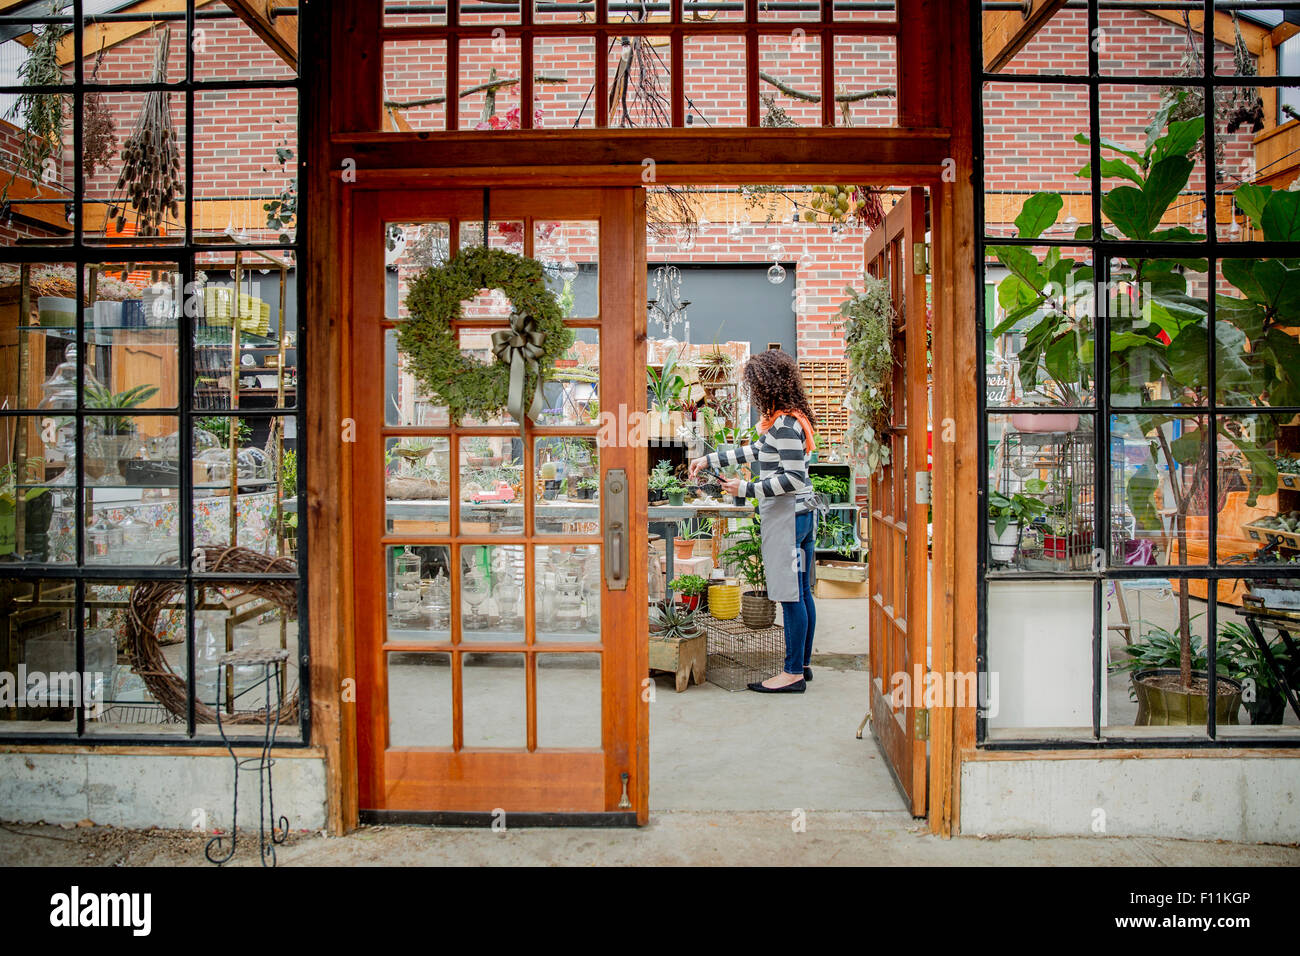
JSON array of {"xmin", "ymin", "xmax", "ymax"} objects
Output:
[
  {"xmin": 720, "ymin": 520, "xmax": 775, "ymax": 629},
  {"xmin": 987, "ymin": 478, "xmax": 1047, "ymax": 565}
]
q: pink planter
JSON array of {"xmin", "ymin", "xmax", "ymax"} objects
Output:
[{"xmin": 1010, "ymin": 412, "xmax": 1079, "ymax": 434}]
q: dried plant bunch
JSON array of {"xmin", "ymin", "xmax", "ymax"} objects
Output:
[{"xmin": 110, "ymin": 27, "xmax": 182, "ymax": 237}]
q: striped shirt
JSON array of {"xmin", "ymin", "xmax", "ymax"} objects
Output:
[{"xmin": 706, "ymin": 414, "xmax": 814, "ymax": 514}]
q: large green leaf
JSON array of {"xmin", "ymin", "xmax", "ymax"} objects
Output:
[
  {"xmin": 1166, "ymin": 323, "xmax": 1208, "ymax": 389},
  {"xmin": 1214, "ymin": 294, "xmax": 1266, "ymax": 341},
  {"xmin": 1044, "ymin": 332, "xmax": 1082, "ymax": 386},
  {"xmin": 1222, "ymin": 258, "xmax": 1267, "ymax": 304},
  {"xmin": 1102, "ymin": 186, "xmax": 1151, "ymax": 240},
  {"xmin": 1169, "ymin": 430, "xmax": 1205, "ymax": 466},
  {"xmin": 1151, "ymin": 117, "xmax": 1204, "ymax": 165},
  {"xmin": 988, "ymin": 245, "xmax": 1045, "ymax": 293},
  {"xmin": 1234, "ymin": 183, "xmax": 1273, "ymax": 229},
  {"xmin": 1078, "ymin": 158, "xmax": 1144, "ymax": 186},
  {"xmin": 1075, "ymin": 132, "xmax": 1145, "ymax": 165},
  {"xmin": 1126, "ymin": 455, "xmax": 1162, "ymax": 532},
  {"xmin": 1014, "ymin": 192, "xmax": 1063, "ymax": 240},
  {"xmin": 1222, "ymin": 429, "xmax": 1278, "ymax": 505},
  {"xmin": 1142, "ymin": 156, "xmax": 1195, "ymax": 233},
  {"xmin": 1261, "ymin": 189, "xmax": 1300, "ymax": 242}
]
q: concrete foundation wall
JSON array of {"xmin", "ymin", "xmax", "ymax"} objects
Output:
[
  {"xmin": 0, "ymin": 752, "xmax": 327, "ymax": 832},
  {"xmin": 961, "ymin": 757, "xmax": 1300, "ymax": 843}
]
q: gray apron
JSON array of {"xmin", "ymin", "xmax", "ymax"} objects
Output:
[{"xmin": 758, "ymin": 492, "xmax": 800, "ymax": 603}]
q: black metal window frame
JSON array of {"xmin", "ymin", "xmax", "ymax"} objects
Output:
[
  {"xmin": 974, "ymin": 0, "xmax": 1300, "ymax": 749},
  {"xmin": 0, "ymin": 0, "xmax": 307, "ymax": 746}
]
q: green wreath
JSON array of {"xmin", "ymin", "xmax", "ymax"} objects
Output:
[{"xmin": 397, "ymin": 246, "xmax": 574, "ymax": 422}]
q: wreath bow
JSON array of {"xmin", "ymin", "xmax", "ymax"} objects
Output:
[{"xmin": 491, "ymin": 312, "xmax": 547, "ymax": 422}]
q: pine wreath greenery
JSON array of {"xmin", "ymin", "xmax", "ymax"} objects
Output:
[{"xmin": 397, "ymin": 246, "xmax": 573, "ymax": 422}]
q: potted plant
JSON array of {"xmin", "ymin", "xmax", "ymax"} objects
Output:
[
  {"xmin": 648, "ymin": 459, "xmax": 674, "ymax": 504},
  {"xmin": 647, "ymin": 353, "xmax": 685, "ymax": 440},
  {"xmin": 696, "ymin": 349, "xmax": 735, "ymax": 386},
  {"xmin": 1112, "ymin": 625, "xmax": 1243, "ymax": 726},
  {"xmin": 838, "ymin": 273, "xmax": 896, "ymax": 478},
  {"xmin": 670, "ymin": 573, "xmax": 709, "ymax": 612},
  {"xmin": 719, "ymin": 519, "xmax": 775, "ymax": 629},
  {"xmin": 675, "ymin": 515, "xmax": 712, "ymax": 559},
  {"xmin": 816, "ymin": 511, "xmax": 858, "ymax": 557},
  {"xmin": 987, "ymin": 478, "xmax": 1047, "ymax": 564},
  {"xmin": 811, "ymin": 472, "xmax": 849, "ymax": 504},
  {"xmin": 707, "ymin": 578, "xmax": 741, "ymax": 620},
  {"xmin": 465, "ymin": 436, "xmax": 502, "ymax": 468},
  {"xmin": 992, "ymin": 101, "xmax": 1290, "ymax": 713},
  {"xmin": 663, "ymin": 475, "xmax": 687, "ymax": 507},
  {"xmin": 648, "ymin": 600, "xmax": 703, "ymax": 641},
  {"xmin": 1219, "ymin": 620, "xmax": 1293, "ymax": 726},
  {"xmin": 85, "ymin": 382, "xmax": 159, "ymax": 485},
  {"xmin": 573, "ymin": 474, "xmax": 599, "ymax": 500}
]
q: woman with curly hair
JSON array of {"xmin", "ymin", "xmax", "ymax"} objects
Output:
[{"xmin": 689, "ymin": 348, "xmax": 820, "ymax": 693}]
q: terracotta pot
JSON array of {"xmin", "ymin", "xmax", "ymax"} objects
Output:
[
  {"xmin": 741, "ymin": 590, "xmax": 776, "ymax": 630},
  {"xmin": 673, "ymin": 538, "xmax": 695, "ymax": 561}
]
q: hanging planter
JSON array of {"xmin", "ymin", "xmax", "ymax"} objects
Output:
[{"xmin": 837, "ymin": 275, "xmax": 896, "ymax": 478}]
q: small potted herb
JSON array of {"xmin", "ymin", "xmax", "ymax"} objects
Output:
[
  {"xmin": 670, "ymin": 573, "xmax": 709, "ymax": 612},
  {"xmin": 664, "ymin": 476, "xmax": 687, "ymax": 507},
  {"xmin": 648, "ymin": 459, "xmax": 676, "ymax": 504},
  {"xmin": 573, "ymin": 474, "xmax": 599, "ymax": 500}
]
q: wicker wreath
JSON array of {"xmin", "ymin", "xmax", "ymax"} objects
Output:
[{"xmin": 126, "ymin": 546, "xmax": 299, "ymax": 724}]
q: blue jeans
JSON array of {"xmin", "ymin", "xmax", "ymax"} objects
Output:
[{"xmin": 782, "ymin": 510, "xmax": 817, "ymax": 676}]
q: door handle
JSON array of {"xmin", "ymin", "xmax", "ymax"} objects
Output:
[{"xmin": 604, "ymin": 468, "xmax": 629, "ymax": 590}]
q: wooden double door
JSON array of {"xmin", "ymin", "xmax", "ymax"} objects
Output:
[
  {"xmin": 866, "ymin": 186, "xmax": 930, "ymax": 817},
  {"xmin": 348, "ymin": 187, "xmax": 648, "ymax": 822}
]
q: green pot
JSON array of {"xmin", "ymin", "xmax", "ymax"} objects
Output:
[
  {"xmin": 667, "ymin": 490, "xmax": 685, "ymax": 506},
  {"xmin": 1132, "ymin": 669, "xmax": 1242, "ymax": 726}
]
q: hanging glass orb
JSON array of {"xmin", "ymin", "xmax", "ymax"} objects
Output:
[
  {"xmin": 558, "ymin": 258, "xmax": 579, "ymax": 282},
  {"xmin": 728, "ymin": 221, "xmax": 744, "ymax": 239},
  {"xmin": 767, "ymin": 242, "xmax": 786, "ymax": 261},
  {"xmin": 767, "ymin": 263, "xmax": 787, "ymax": 285}
]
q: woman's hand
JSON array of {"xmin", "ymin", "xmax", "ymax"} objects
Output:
[
  {"xmin": 688, "ymin": 456, "xmax": 709, "ymax": 479},
  {"xmin": 719, "ymin": 476, "xmax": 744, "ymax": 497}
]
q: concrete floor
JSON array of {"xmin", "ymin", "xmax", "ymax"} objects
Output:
[{"xmin": 4, "ymin": 811, "xmax": 1298, "ymax": 866}]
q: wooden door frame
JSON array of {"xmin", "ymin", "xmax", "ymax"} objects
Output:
[{"xmin": 302, "ymin": 0, "xmax": 977, "ymax": 837}]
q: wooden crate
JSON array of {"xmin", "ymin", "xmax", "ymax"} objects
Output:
[
  {"xmin": 648, "ymin": 631, "xmax": 707, "ymax": 692},
  {"xmin": 799, "ymin": 360, "xmax": 850, "ymax": 448}
]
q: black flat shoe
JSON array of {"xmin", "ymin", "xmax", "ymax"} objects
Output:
[
  {"xmin": 804, "ymin": 667, "xmax": 813, "ymax": 682},
  {"xmin": 747, "ymin": 679, "xmax": 807, "ymax": 693}
]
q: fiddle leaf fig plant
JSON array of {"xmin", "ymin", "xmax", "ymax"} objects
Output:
[{"xmin": 991, "ymin": 93, "xmax": 1297, "ymax": 692}]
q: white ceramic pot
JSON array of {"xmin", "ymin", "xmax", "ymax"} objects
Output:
[{"xmin": 988, "ymin": 520, "xmax": 1020, "ymax": 564}]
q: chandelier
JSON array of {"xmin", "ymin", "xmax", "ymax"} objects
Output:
[{"xmin": 647, "ymin": 264, "xmax": 691, "ymax": 345}]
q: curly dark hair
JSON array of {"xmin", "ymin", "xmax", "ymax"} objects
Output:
[{"xmin": 741, "ymin": 349, "xmax": 817, "ymax": 427}]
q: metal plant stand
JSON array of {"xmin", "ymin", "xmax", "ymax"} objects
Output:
[{"xmin": 205, "ymin": 647, "xmax": 291, "ymax": 867}]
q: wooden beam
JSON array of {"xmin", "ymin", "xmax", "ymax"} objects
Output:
[
  {"xmin": 52, "ymin": 0, "xmax": 221, "ymax": 66},
  {"xmin": 1143, "ymin": 8, "xmax": 1269, "ymax": 56},
  {"xmin": 329, "ymin": 128, "xmax": 955, "ymax": 178},
  {"xmin": 224, "ymin": 0, "xmax": 299, "ymax": 70},
  {"xmin": 983, "ymin": 0, "xmax": 1068, "ymax": 73}
]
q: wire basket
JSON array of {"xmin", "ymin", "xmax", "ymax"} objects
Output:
[{"xmin": 701, "ymin": 612, "xmax": 784, "ymax": 691}]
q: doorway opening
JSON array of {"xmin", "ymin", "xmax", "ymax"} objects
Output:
[{"xmin": 636, "ymin": 183, "xmax": 932, "ymax": 816}]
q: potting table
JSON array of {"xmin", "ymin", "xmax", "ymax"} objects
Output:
[{"xmin": 1236, "ymin": 598, "xmax": 1300, "ymax": 722}]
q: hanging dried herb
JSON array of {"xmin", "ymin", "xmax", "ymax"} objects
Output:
[
  {"xmin": 2, "ymin": 4, "xmax": 69, "ymax": 205},
  {"xmin": 109, "ymin": 27, "xmax": 181, "ymax": 237},
  {"xmin": 83, "ymin": 45, "xmax": 117, "ymax": 181}
]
